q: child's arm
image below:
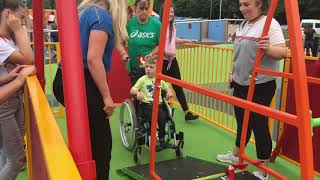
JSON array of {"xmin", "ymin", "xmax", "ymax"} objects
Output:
[
  {"xmin": 0, "ymin": 66, "xmax": 36, "ymax": 103},
  {"xmin": 0, "ymin": 65, "xmax": 27, "ymax": 86},
  {"xmin": 130, "ymin": 77, "xmax": 144, "ymax": 102},
  {"xmin": 161, "ymin": 81, "xmax": 174, "ymax": 100},
  {"xmin": 130, "ymin": 88, "xmax": 144, "ymax": 102},
  {"xmin": 6, "ymin": 13, "xmax": 34, "ymax": 65}
]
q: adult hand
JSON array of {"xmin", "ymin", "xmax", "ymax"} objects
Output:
[
  {"xmin": 258, "ymin": 36, "xmax": 270, "ymax": 51},
  {"xmin": 103, "ymin": 96, "xmax": 115, "ymax": 118},
  {"xmin": 121, "ymin": 53, "xmax": 129, "ymax": 62},
  {"xmin": 19, "ymin": 66, "xmax": 36, "ymax": 78},
  {"xmin": 166, "ymin": 89, "xmax": 174, "ymax": 100},
  {"xmin": 7, "ymin": 12, "xmax": 23, "ymax": 33},
  {"xmin": 136, "ymin": 92, "xmax": 144, "ymax": 102},
  {"xmin": 165, "ymin": 52, "xmax": 176, "ymax": 59}
]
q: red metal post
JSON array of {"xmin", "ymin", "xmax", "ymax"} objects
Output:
[
  {"xmin": 284, "ymin": 0, "xmax": 314, "ymax": 179},
  {"xmin": 55, "ymin": 0, "xmax": 96, "ymax": 179},
  {"xmin": 149, "ymin": 0, "xmax": 171, "ymax": 179},
  {"xmin": 32, "ymin": 0, "xmax": 45, "ymax": 90}
]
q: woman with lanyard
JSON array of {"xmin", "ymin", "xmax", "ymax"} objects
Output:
[
  {"xmin": 216, "ymin": 0, "xmax": 287, "ymax": 179},
  {"xmin": 118, "ymin": 0, "xmax": 160, "ymax": 85},
  {"xmin": 160, "ymin": 4, "xmax": 199, "ymax": 121},
  {"xmin": 53, "ymin": 0, "xmax": 128, "ymax": 179}
]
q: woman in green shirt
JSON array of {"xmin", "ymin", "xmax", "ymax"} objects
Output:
[{"xmin": 119, "ymin": 0, "xmax": 161, "ymax": 85}]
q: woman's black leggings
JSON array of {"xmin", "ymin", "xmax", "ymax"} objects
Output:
[
  {"xmin": 162, "ymin": 58, "xmax": 189, "ymax": 112},
  {"xmin": 233, "ymin": 80, "xmax": 276, "ymax": 160}
]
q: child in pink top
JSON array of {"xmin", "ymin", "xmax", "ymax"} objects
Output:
[{"xmin": 161, "ymin": 4, "xmax": 199, "ymax": 121}]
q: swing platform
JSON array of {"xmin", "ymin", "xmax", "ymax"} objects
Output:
[{"xmin": 117, "ymin": 156, "xmax": 260, "ymax": 180}]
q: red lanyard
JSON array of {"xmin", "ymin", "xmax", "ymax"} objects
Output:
[{"xmin": 0, "ymin": 34, "xmax": 8, "ymax": 41}]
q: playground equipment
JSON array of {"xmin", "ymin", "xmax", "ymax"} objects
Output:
[
  {"xmin": 134, "ymin": 0, "xmax": 316, "ymax": 179},
  {"xmin": 25, "ymin": 0, "xmax": 319, "ymax": 179}
]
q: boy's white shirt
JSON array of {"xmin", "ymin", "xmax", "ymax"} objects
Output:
[{"xmin": 0, "ymin": 38, "xmax": 16, "ymax": 76}]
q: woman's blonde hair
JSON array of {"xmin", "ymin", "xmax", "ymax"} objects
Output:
[{"xmin": 78, "ymin": 0, "xmax": 128, "ymax": 45}]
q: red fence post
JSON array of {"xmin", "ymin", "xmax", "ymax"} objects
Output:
[
  {"xmin": 32, "ymin": 0, "xmax": 45, "ymax": 90},
  {"xmin": 55, "ymin": 0, "xmax": 96, "ymax": 179}
]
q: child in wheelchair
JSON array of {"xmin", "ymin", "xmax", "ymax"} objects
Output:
[{"xmin": 130, "ymin": 55, "xmax": 174, "ymax": 151}]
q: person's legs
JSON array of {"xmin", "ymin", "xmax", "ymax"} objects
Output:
[
  {"xmin": 217, "ymin": 83, "xmax": 251, "ymax": 163},
  {"xmin": 53, "ymin": 67, "xmax": 65, "ymax": 106},
  {"xmin": 162, "ymin": 59, "xmax": 198, "ymax": 121},
  {"xmin": 157, "ymin": 105, "xmax": 168, "ymax": 140},
  {"xmin": 84, "ymin": 70, "xmax": 112, "ymax": 180},
  {"xmin": 0, "ymin": 99, "xmax": 26, "ymax": 179},
  {"xmin": 251, "ymin": 81, "xmax": 276, "ymax": 178},
  {"xmin": 305, "ymin": 40, "xmax": 313, "ymax": 56}
]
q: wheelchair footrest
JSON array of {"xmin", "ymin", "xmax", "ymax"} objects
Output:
[{"xmin": 176, "ymin": 132, "xmax": 184, "ymax": 141}]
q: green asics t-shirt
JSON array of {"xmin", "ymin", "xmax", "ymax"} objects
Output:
[
  {"xmin": 126, "ymin": 16, "xmax": 161, "ymax": 71},
  {"xmin": 131, "ymin": 75, "xmax": 169, "ymax": 103}
]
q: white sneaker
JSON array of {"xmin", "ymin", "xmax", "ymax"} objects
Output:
[
  {"xmin": 216, "ymin": 151, "xmax": 239, "ymax": 164},
  {"xmin": 253, "ymin": 171, "xmax": 268, "ymax": 180}
]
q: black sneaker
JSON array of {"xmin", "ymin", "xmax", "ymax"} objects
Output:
[
  {"xmin": 156, "ymin": 138, "xmax": 166, "ymax": 152},
  {"xmin": 185, "ymin": 112, "xmax": 199, "ymax": 121}
]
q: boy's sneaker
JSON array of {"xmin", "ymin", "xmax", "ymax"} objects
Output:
[
  {"xmin": 216, "ymin": 151, "xmax": 239, "ymax": 164},
  {"xmin": 253, "ymin": 171, "xmax": 268, "ymax": 180},
  {"xmin": 185, "ymin": 112, "xmax": 199, "ymax": 121},
  {"xmin": 156, "ymin": 138, "xmax": 166, "ymax": 152}
]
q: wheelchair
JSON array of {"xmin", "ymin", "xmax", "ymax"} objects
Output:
[{"xmin": 119, "ymin": 90, "xmax": 184, "ymax": 164}]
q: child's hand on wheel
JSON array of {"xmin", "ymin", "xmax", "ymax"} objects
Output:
[{"xmin": 136, "ymin": 92, "xmax": 144, "ymax": 102}]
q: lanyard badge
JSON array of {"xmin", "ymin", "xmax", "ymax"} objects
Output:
[{"xmin": 139, "ymin": 55, "xmax": 146, "ymax": 65}]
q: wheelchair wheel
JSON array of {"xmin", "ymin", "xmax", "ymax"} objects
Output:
[
  {"xmin": 120, "ymin": 99, "xmax": 137, "ymax": 151},
  {"xmin": 134, "ymin": 147, "xmax": 142, "ymax": 164},
  {"xmin": 176, "ymin": 140, "xmax": 184, "ymax": 158}
]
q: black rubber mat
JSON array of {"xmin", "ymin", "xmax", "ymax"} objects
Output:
[
  {"xmin": 120, "ymin": 156, "xmax": 227, "ymax": 180},
  {"xmin": 212, "ymin": 171, "xmax": 260, "ymax": 180}
]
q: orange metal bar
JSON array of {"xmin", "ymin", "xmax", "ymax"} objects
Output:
[
  {"xmin": 191, "ymin": 48, "xmax": 196, "ymax": 111},
  {"xmin": 271, "ymin": 58, "xmax": 291, "ymax": 162},
  {"xmin": 256, "ymin": 67, "xmax": 320, "ymax": 84},
  {"xmin": 284, "ymin": 0, "xmax": 314, "ymax": 178},
  {"xmin": 238, "ymin": 0, "xmax": 279, "ymax": 165},
  {"xmin": 221, "ymin": 49, "xmax": 228, "ymax": 126},
  {"xmin": 200, "ymin": 47, "xmax": 204, "ymax": 115},
  {"xmin": 213, "ymin": 49, "xmax": 218, "ymax": 121},
  {"xmin": 158, "ymin": 74, "xmax": 297, "ymax": 126},
  {"xmin": 149, "ymin": 0, "xmax": 171, "ymax": 179},
  {"xmin": 241, "ymin": 155, "xmax": 289, "ymax": 180},
  {"xmin": 218, "ymin": 49, "xmax": 223, "ymax": 125},
  {"xmin": 196, "ymin": 47, "xmax": 200, "ymax": 113}
]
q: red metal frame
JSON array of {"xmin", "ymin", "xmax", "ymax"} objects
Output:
[
  {"xmin": 33, "ymin": 0, "xmax": 45, "ymax": 89},
  {"xmin": 150, "ymin": 0, "xmax": 315, "ymax": 179},
  {"xmin": 55, "ymin": 0, "xmax": 96, "ymax": 179}
]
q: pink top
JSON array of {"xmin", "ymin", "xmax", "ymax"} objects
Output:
[{"xmin": 165, "ymin": 25, "xmax": 176, "ymax": 59}]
